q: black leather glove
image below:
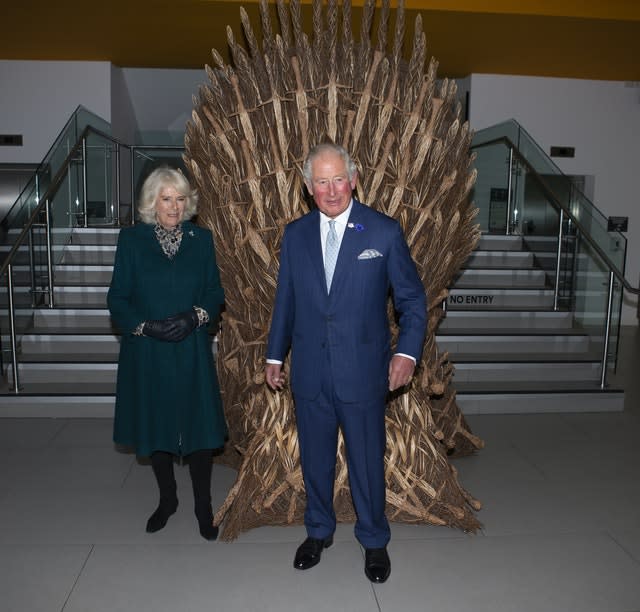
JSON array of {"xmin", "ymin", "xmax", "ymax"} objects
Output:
[
  {"xmin": 142, "ymin": 318, "xmax": 179, "ymax": 342},
  {"xmin": 163, "ymin": 308, "xmax": 200, "ymax": 342}
]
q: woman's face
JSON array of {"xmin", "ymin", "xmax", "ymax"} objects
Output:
[{"xmin": 155, "ymin": 185, "xmax": 186, "ymax": 228}]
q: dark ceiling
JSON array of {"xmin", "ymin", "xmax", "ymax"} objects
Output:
[{"xmin": 3, "ymin": 1, "xmax": 640, "ymax": 81}]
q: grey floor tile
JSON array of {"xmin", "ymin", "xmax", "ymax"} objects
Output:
[
  {"xmin": 514, "ymin": 439, "xmax": 640, "ymax": 484},
  {"xmin": 464, "ymin": 413, "xmax": 590, "ymax": 449},
  {"xmin": 459, "ymin": 478, "xmax": 610, "ymax": 536},
  {"xmin": 0, "ymin": 488, "xmax": 151, "ymax": 546},
  {"xmin": 1, "ymin": 446, "xmax": 134, "ymax": 494},
  {"xmin": 50, "ymin": 418, "xmax": 116, "ymax": 447},
  {"xmin": 0, "ymin": 544, "xmax": 91, "ymax": 612},
  {"xmin": 450, "ymin": 440, "xmax": 545, "ymax": 484},
  {"xmin": 389, "ymin": 522, "xmax": 474, "ymax": 542},
  {"xmin": 0, "ymin": 417, "xmax": 67, "ymax": 449},
  {"xmin": 608, "ymin": 528, "xmax": 640, "ymax": 566},
  {"xmin": 64, "ymin": 541, "xmax": 377, "ymax": 612},
  {"xmin": 232, "ymin": 522, "xmax": 354, "ymax": 545},
  {"xmin": 374, "ymin": 533, "xmax": 640, "ymax": 612},
  {"xmin": 560, "ymin": 411, "xmax": 640, "ymax": 445}
]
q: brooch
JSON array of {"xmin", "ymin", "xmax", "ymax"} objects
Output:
[{"xmin": 347, "ymin": 223, "xmax": 365, "ymax": 232}]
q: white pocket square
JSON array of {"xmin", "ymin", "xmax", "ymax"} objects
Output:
[{"xmin": 357, "ymin": 249, "xmax": 383, "ymax": 260}]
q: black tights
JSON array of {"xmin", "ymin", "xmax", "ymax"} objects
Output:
[{"xmin": 150, "ymin": 449, "xmax": 214, "ymax": 508}]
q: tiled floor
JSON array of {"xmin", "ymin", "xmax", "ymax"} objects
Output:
[{"xmin": 2, "ymin": 328, "xmax": 640, "ymax": 612}]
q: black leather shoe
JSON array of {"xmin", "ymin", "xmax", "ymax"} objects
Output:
[
  {"xmin": 364, "ymin": 547, "xmax": 391, "ymax": 583},
  {"xmin": 293, "ymin": 536, "xmax": 334, "ymax": 570}
]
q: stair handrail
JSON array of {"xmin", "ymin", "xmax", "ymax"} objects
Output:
[
  {"xmin": 0, "ymin": 124, "xmax": 128, "ymax": 391},
  {"xmin": 470, "ymin": 135, "xmax": 639, "ymax": 296}
]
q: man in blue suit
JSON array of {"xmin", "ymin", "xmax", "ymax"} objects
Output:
[{"xmin": 265, "ymin": 143, "xmax": 426, "ymax": 583}]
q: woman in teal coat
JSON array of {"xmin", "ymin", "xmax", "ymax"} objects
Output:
[{"xmin": 108, "ymin": 166, "xmax": 226, "ymax": 540}]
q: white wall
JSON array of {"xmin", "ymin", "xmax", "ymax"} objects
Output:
[
  {"xmin": 0, "ymin": 61, "xmax": 111, "ymax": 163},
  {"xmin": 0, "ymin": 62, "xmax": 206, "ymax": 156},
  {"xmin": 468, "ymin": 74, "xmax": 640, "ymax": 325},
  {"xmin": 118, "ymin": 68, "xmax": 207, "ymax": 144},
  {"xmin": 110, "ymin": 66, "xmax": 139, "ymax": 146}
]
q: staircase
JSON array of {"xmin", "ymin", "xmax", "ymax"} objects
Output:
[
  {"xmin": 0, "ymin": 227, "xmax": 624, "ymax": 416},
  {"xmin": 443, "ymin": 234, "xmax": 623, "ymax": 413}
]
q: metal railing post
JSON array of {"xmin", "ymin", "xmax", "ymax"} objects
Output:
[
  {"xmin": 600, "ymin": 270, "xmax": 615, "ymax": 389},
  {"xmin": 103, "ymin": 143, "xmax": 109, "ymax": 223},
  {"xmin": 28, "ymin": 225, "xmax": 37, "ymax": 308},
  {"xmin": 505, "ymin": 147, "xmax": 514, "ymax": 236},
  {"xmin": 553, "ymin": 209, "xmax": 564, "ymax": 311},
  {"xmin": 115, "ymin": 144, "xmax": 121, "ymax": 225},
  {"xmin": 45, "ymin": 199, "xmax": 55, "ymax": 309},
  {"xmin": 82, "ymin": 136, "xmax": 89, "ymax": 227},
  {"xmin": 6, "ymin": 263, "xmax": 20, "ymax": 393},
  {"xmin": 130, "ymin": 148, "xmax": 135, "ymax": 225}
]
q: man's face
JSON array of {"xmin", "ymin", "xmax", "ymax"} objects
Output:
[{"xmin": 306, "ymin": 151, "xmax": 357, "ymax": 218}]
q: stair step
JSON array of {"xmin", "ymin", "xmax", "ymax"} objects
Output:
[
  {"xmin": 32, "ymin": 308, "xmax": 114, "ymax": 330},
  {"xmin": 0, "ymin": 387, "xmax": 623, "ymax": 418},
  {"xmin": 70, "ymin": 228, "xmax": 121, "ymax": 246},
  {"xmin": 438, "ymin": 310, "xmax": 574, "ymax": 330},
  {"xmin": 451, "ymin": 360, "xmax": 601, "ymax": 383},
  {"xmin": 477, "ymin": 235, "xmax": 524, "ymax": 251},
  {"xmin": 16, "ymin": 307, "xmax": 576, "ymax": 333},
  {"xmin": 452, "ymin": 268, "xmax": 547, "ymax": 288},
  {"xmin": 60, "ymin": 245, "xmax": 116, "ymax": 265},
  {"xmin": 465, "ymin": 250, "xmax": 534, "ymax": 268},
  {"xmin": 0, "ymin": 392, "xmax": 115, "ymax": 417},
  {"xmin": 0, "ymin": 244, "xmax": 117, "ymax": 266},
  {"xmin": 438, "ymin": 333, "xmax": 591, "ymax": 354},
  {"xmin": 7, "ymin": 265, "xmax": 113, "ymax": 285},
  {"xmin": 456, "ymin": 390, "xmax": 623, "ymax": 414},
  {"xmin": 17, "ymin": 331, "xmax": 589, "ymax": 359},
  {"xmin": 7, "ymin": 363, "xmax": 117, "ymax": 383}
]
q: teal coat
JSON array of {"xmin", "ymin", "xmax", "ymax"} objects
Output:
[{"xmin": 107, "ymin": 221, "xmax": 227, "ymax": 457}]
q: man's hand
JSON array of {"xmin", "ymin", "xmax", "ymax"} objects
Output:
[
  {"xmin": 388, "ymin": 355, "xmax": 415, "ymax": 391},
  {"xmin": 265, "ymin": 363, "xmax": 286, "ymax": 390}
]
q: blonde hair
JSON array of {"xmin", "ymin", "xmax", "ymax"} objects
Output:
[{"xmin": 137, "ymin": 166, "xmax": 198, "ymax": 225}]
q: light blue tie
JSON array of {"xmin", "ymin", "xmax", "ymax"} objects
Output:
[{"xmin": 324, "ymin": 219, "xmax": 339, "ymax": 291}]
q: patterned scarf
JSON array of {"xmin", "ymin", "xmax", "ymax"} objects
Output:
[{"xmin": 154, "ymin": 223, "xmax": 183, "ymax": 259}]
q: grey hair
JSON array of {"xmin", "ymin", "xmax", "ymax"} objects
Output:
[
  {"xmin": 302, "ymin": 143, "xmax": 358, "ymax": 184},
  {"xmin": 137, "ymin": 166, "xmax": 198, "ymax": 225}
]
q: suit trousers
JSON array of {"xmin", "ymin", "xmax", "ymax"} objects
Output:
[{"xmin": 294, "ymin": 352, "xmax": 390, "ymax": 549}]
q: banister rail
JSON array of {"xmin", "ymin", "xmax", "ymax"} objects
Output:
[{"xmin": 470, "ymin": 135, "xmax": 639, "ymax": 296}]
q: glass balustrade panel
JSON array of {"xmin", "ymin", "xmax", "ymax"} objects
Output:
[
  {"xmin": 84, "ymin": 131, "xmax": 118, "ymax": 226},
  {"xmin": 470, "ymin": 141, "xmax": 513, "ymax": 233}
]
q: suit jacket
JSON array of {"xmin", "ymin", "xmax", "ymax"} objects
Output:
[{"xmin": 267, "ymin": 200, "xmax": 427, "ymax": 403}]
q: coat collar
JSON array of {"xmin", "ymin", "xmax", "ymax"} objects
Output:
[{"xmin": 145, "ymin": 220, "xmax": 197, "ymax": 261}]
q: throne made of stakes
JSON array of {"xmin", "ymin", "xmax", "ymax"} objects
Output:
[{"xmin": 184, "ymin": 0, "xmax": 483, "ymax": 540}]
